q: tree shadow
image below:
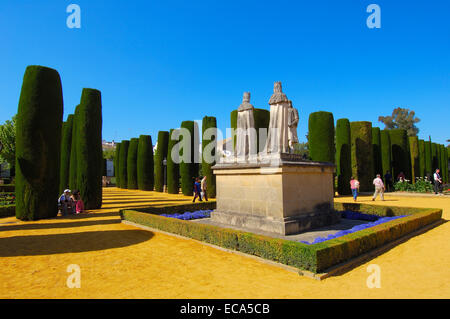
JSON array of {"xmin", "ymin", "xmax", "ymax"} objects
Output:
[
  {"xmin": 0, "ymin": 218, "xmax": 121, "ymax": 232},
  {"xmin": 0, "ymin": 229, "xmax": 153, "ymax": 257}
]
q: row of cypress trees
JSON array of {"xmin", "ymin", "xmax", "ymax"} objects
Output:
[{"xmin": 15, "ymin": 65, "xmax": 103, "ymax": 221}]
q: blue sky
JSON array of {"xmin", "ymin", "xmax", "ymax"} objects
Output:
[{"xmin": 1, "ymin": 0, "xmax": 449, "ymax": 144}]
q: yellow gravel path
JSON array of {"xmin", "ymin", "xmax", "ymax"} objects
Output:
[{"xmin": 0, "ymin": 188, "xmax": 449, "ymax": 299}]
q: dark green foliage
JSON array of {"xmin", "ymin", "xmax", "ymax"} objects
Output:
[
  {"xmin": 15, "ymin": 65, "xmax": 63, "ymax": 220},
  {"xmin": 69, "ymin": 105, "xmax": 80, "ymax": 190},
  {"xmin": 137, "ymin": 135, "xmax": 154, "ymax": 191},
  {"xmin": 231, "ymin": 108, "xmax": 270, "ymax": 152},
  {"xmin": 380, "ymin": 130, "xmax": 392, "ymax": 179},
  {"xmin": 119, "ymin": 140, "xmax": 129, "ymax": 188},
  {"xmin": 202, "ymin": 116, "xmax": 217, "ymax": 198},
  {"xmin": 424, "ymin": 141, "xmax": 432, "ymax": 175},
  {"xmin": 409, "ymin": 136, "xmax": 419, "ymax": 183},
  {"xmin": 444, "ymin": 147, "xmax": 449, "ymax": 183},
  {"xmin": 389, "ymin": 129, "xmax": 410, "ymax": 181},
  {"xmin": 126, "ymin": 138, "xmax": 139, "ymax": 189},
  {"xmin": 167, "ymin": 129, "xmax": 179, "ymax": 194},
  {"xmin": 114, "ymin": 142, "xmax": 121, "ymax": 185},
  {"xmin": 179, "ymin": 121, "xmax": 196, "ymax": 195},
  {"xmin": 431, "ymin": 143, "xmax": 438, "ymax": 171},
  {"xmin": 308, "ymin": 111, "xmax": 335, "ymax": 163},
  {"xmin": 439, "ymin": 144, "xmax": 447, "ymax": 182},
  {"xmin": 335, "ymin": 119, "xmax": 351, "ymax": 195},
  {"xmin": 154, "ymin": 131, "xmax": 169, "ymax": 192},
  {"xmin": 76, "ymin": 88, "xmax": 103, "ymax": 210},
  {"xmin": 59, "ymin": 114, "xmax": 73, "ymax": 194},
  {"xmin": 0, "ymin": 205, "xmax": 15, "ymax": 218},
  {"xmin": 418, "ymin": 140, "xmax": 425, "ymax": 178},
  {"xmin": 372, "ymin": 127, "xmax": 382, "ymax": 176},
  {"xmin": 350, "ymin": 121, "xmax": 374, "ymax": 191}
]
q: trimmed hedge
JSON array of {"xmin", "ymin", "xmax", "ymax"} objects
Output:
[
  {"xmin": 409, "ymin": 136, "xmax": 419, "ymax": 183},
  {"xmin": 372, "ymin": 127, "xmax": 382, "ymax": 176},
  {"xmin": 154, "ymin": 131, "xmax": 169, "ymax": 192},
  {"xmin": 119, "ymin": 140, "xmax": 129, "ymax": 189},
  {"xmin": 389, "ymin": 129, "xmax": 410, "ymax": 181},
  {"xmin": 69, "ymin": 105, "xmax": 80, "ymax": 191},
  {"xmin": 76, "ymin": 88, "xmax": 103, "ymax": 210},
  {"xmin": 335, "ymin": 119, "xmax": 351, "ymax": 195},
  {"xmin": 418, "ymin": 140, "xmax": 425, "ymax": 178},
  {"xmin": 114, "ymin": 142, "xmax": 121, "ymax": 186},
  {"xmin": 0, "ymin": 205, "xmax": 15, "ymax": 218},
  {"xmin": 137, "ymin": 135, "xmax": 154, "ymax": 191},
  {"xmin": 350, "ymin": 121, "xmax": 373, "ymax": 191},
  {"xmin": 231, "ymin": 108, "xmax": 270, "ymax": 153},
  {"xmin": 444, "ymin": 147, "xmax": 449, "ymax": 183},
  {"xmin": 380, "ymin": 130, "xmax": 391, "ymax": 178},
  {"xmin": 120, "ymin": 202, "xmax": 441, "ymax": 274},
  {"xmin": 127, "ymin": 138, "xmax": 139, "ymax": 189},
  {"xmin": 431, "ymin": 142, "xmax": 438, "ymax": 172},
  {"xmin": 308, "ymin": 111, "xmax": 335, "ymax": 163},
  {"xmin": 179, "ymin": 122, "xmax": 196, "ymax": 195},
  {"xmin": 15, "ymin": 65, "xmax": 63, "ymax": 220},
  {"xmin": 202, "ymin": 116, "xmax": 217, "ymax": 198},
  {"xmin": 0, "ymin": 185, "xmax": 15, "ymax": 192},
  {"xmin": 167, "ymin": 129, "xmax": 180, "ymax": 194},
  {"xmin": 424, "ymin": 141, "xmax": 432, "ymax": 175},
  {"xmin": 439, "ymin": 144, "xmax": 447, "ymax": 183},
  {"xmin": 59, "ymin": 114, "xmax": 74, "ymax": 194}
]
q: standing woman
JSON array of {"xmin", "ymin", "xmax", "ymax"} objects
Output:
[{"xmin": 350, "ymin": 177, "xmax": 360, "ymax": 202}]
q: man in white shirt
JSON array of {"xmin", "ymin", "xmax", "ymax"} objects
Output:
[
  {"xmin": 372, "ymin": 174, "xmax": 385, "ymax": 201},
  {"xmin": 433, "ymin": 169, "xmax": 443, "ymax": 195}
]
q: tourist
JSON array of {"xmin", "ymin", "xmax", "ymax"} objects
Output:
[
  {"xmin": 350, "ymin": 177, "xmax": 360, "ymax": 202},
  {"xmin": 71, "ymin": 190, "xmax": 85, "ymax": 214},
  {"xmin": 372, "ymin": 174, "xmax": 385, "ymax": 201},
  {"xmin": 433, "ymin": 169, "xmax": 443, "ymax": 195},
  {"xmin": 201, "ymin": 176, "xmax": 208, "ymax": 202},
  {"xmin": 192, "ymin": 178, "xmax": 202, "ymax": 202},
  {"xmin": 384, "ymin": 170, "xmax": 393, "ymax": 192},
  {"xmin": 397, "ymin": 171, "xmax": 406, "ymax": 182},
  {"xmin": 58, "ymin": 189, "xmax": 74, "ymax": 216}
]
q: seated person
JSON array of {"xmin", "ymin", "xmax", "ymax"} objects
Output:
[
  {"xmin": 58, "ymin": 189, "xmax": 74, "ymax": 216},
  {"xmin": 71, "ymin": 190, "xmax": 85, "ymax": 214}
]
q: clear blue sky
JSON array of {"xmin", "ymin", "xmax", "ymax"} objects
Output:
[{"xmin": 1, "ymin": 0, "xmax": 449, "ymax": 144}]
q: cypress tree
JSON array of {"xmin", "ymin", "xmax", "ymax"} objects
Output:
[
  {"xmin": 179, "ymin": 121, "xmax": 196, "ymax": 195},
  {"xmin": 167, "ymin": 129, "xmax": 180, "ymax": 194},
  {"xmin": 308, "ymin": 111, "xmax": 335, "ymax": 163},
  {"xmin": 431, "ymin": 143, "xmax": 438, "ymax": 171},
  {"xmin": 335, "ymin": 118, "xmax": 351, "ymax": 195},
  {"xmin": 137, "ymin": 135, "xmax": 154, "ymax": 191},
  {"xmin": 424, "ymin": 141, "xmax": 432, "ymax": 176},
  {"xmin": 15, "ymin": 65, "xmax": 63, "ymax": 220},
  {"xmin": 439, "ymin": 144, "xmax": 446, "ymax": 182},
  {"xmin": 231, "ymin": 108, "xmax": 270, "ymax": 152},
  {"xmin": 380, "ymin": 130, "xmax": 392, "ymax": 179},
  {"xmin": 126, "ymin": 138, "xmax": 139, "ymax": 189},
  {"xmin": 409, "ymin": 136, "xmax": 420, "ymax": 183},
  {"xmin": 350, "ymin": 121, "xmax": 373, "ymax": 191},
  {"xmin": 69, "ymin": 105, "xmax": 81, "ymax": 190},
  {"xmin": 418, "ymin": 140, "xmax": 425, "ymax": 178},
  {"xmin": 389, "ymin": 129, "xmax": 410, "ymax": 181},
  {"xmin": 202, "ymin": 116, "xmax": 217, "ymax": 198},
  {"xmin": 444, "ymin": 147, "xmax": 449, "ymax": 183},
  {"xmin": 372, "ymin": 127, "xmax": 382, "ymax": 176},
  {"xmin": 114, "ymin": 142, "xmax": 121, "ymax": 187},
  {"xmin": 76, "ymin": 88, "xmax": 103, "ymax": 210},
  {"xmin": 154, "ymin": 131, "xmax": 169, "ymax": 192},
  {"xmin": 60, "ymin": 114, "xmax": 74, "ymax": 194},
  {"xmin": 119, "ymin": 140, "xmax": 129, "ymax": 189}
]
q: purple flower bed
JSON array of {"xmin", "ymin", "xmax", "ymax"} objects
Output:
[
  {"xmin": 161, "ymin": 210, "xmax": 212, "ymax": 220},
  {"xmin": 300, "ymin": 211, "xmax": 408, "ymax": 245}
]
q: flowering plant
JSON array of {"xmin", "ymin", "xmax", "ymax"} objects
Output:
[{"xmin": 161, "ymin": 210, "xmax": 212, "ymax": 220}]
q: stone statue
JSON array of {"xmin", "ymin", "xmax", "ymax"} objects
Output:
[
  {"xmin": 288, "ymin": 100, "xmax": 299, "ymax": 152},
  {"xmin": 264, "ymin": 82, "xmax": 290, "ymax": 154},
  {"xmin": 235, "ymin": 92, "xmax": 256, "ymax": 157}
]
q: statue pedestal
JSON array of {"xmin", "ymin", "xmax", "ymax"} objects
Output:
[{"xmin": 212, "ymin": 154, "xmax": 339, "ymax": 235}]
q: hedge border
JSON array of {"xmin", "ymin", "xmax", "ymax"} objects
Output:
[
  {"xmin": 0, "ymin": 205, "xmax": 15, "ymax": 218},
  {"xmin": 120, "ymin": 202, "xmax": 441, "ymax": 274}
]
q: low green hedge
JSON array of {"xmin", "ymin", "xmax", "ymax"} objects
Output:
[
  {"xmin": 120, "ymin": 203, "xmax": 442, "ymax": 273},
  {"xmin": 0, "ymin": 185, "xmax": 15, "ymax": 192},
  {"xmin": 0, "ymin": 205, "xmax": 15, "ymax": 218},
  {"xmin": 132, "ymin": 202, "xmax": 216, "ymax": 215}
]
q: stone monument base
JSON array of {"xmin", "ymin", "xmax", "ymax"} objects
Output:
[{"xmin": 212, "ymin": 153, "xmax": 340, "ymax": 235}]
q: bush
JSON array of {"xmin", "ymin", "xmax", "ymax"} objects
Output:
[
  {"xmin": 202, "ymin": 116, "xmax": 217, "ymax": 198},
  {"xmin": 335, "ymin": 118, "xmax": 351, "ymax": 195},
  {"xmin": 0, "ymin": 205, "xmax": 15, "ymax": 218},
  {"xmin": 137, "ymin": 135, "xmax": 154, "ymax": 191},
  {"xmin": 119, "ymin": 140, "xmax": 129, "ymax": 189},
  {"xmin": 167, "ymin": 129, "xmax": 179, "ymax": 194},
  {"xmin": 393, "ymin": 178, "xmax": 433, "ymax": 193},
  {"xmin": 350, "ymin": 121, "xmax": 373, "ymax": 191},
  {"xmin": 76, "ymin": 88, "xmax": 103, "ymax": 209},
  {"xmin": 380, "ymin": 130, "xmax": 391, "ymax": 179},
  {"xmin": 126, "ymin": 138, "xmax": 139, "ymax": 189},
  {"xmin": 15, "ymin": 65, "xmax": 63, "ymax": 220},
  {"xmin": 59, "ymin": 114, "xmax": 74, "ymax": 194},
  {"xmin": 308, "ymin": 111, "xmax": 335, "ymax": 163},
  {"xmin": 154, "ymin": 131, "xmax": 169, "ymax": 192},
  {"xmin": 389, "ymin": 129, "xmax": 410, "ymax": 181}
]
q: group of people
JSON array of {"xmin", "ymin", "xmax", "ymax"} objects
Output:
[
  {"xmin": 193, "ymin": 176, "xmax": 208, "ymax": 202},
  {"xmin": 350, "ymin": 175, "xmax": 386, "ymax": 202},
  {"xmin": 58, "ymin": 189, "xmax": 85, "ymax": 216}
]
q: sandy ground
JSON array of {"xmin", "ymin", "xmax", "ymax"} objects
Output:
[{"xmin": 0, "ymin": 188, "xmax": 449, "ymax": 299}]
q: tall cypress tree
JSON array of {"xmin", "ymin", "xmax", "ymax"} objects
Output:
[
  {"xmin": 114, "ymin": 142, "xmax": 121, "ymax": 187},
  {"xmin": 380, "ymin": 130, "xmax": 392, "ymax": 179},
  {"xmin": 137, "ymin": 135, "xmax": 154, "ymax": 191},
  {"xmin": 308, "ymin": 111, "xmax": 335, "ymax": 163},
  {"xmin": 372, "ymin": 127, "xmax": 382, "ymax": 176},
  {"xmin": 15, "ymin": 65, "xmax": 63, "ymax": 220},
  {"xmin": 154, "ymin": 131, "xmax": 169, "ymax": 192},
  {"xmin": 389, "ymin": 129, "xmax": 410, "ymax": 181},
  {"xmin": 350, "ymin": 121, "xmax": 373, "ymax": 191},
  {"xmin": 202, "ymin": 116, "xmax": 217, "ymax": 198},
  {"xmin": 119, "ymin": 140, "xmax": 129, "ymax": 189},
  {"xmin": 335, "ymin": 118, "xmax": 351, "ymax": 195},
  {"xmin": 424, "ymin": 140, "xmax": 432, "ymax": 176},
  {"xmin": 69, "ymin": 105, "xmax": 81, "ymax": 190},
  {"xmin": 127, "ymin": 138, "xmax": 139, "ymax": 189},
  {"xmin": 167, "ymin": 129, "xmax": 180, "ymax": 194},
  {"xmin": 418, "ymin": 139, "xmax": 425, "ymax": 178},
  {"xmin": 60, "ymin": 114, "xmax": 74, "ymax": 194},
  {"xmin": 179, "ymin": 121, "xmax": 196, "ymax": 195},
  {"xmin": 431, "ymin": 142, "xmax": 438, "ymax": 171},
  {"xmin": 409, "ymin": 136, "xmax": 419, "ymax": 183},
  {"xmin": 76, "ymin": 88, "xmax": 103, "ymax": 210}
]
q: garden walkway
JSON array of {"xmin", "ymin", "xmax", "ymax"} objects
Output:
[{"xmin": 0, "ymin": 188, "xmax": 449, "ymax": 298}]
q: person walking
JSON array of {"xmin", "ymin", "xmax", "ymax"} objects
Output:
[
  {"xmin": 433, "ymin": 169, "xmax": 443, "ymax": 195},
  {"xmin": 372, "ymin": 174, "xmax": 385, "ymax": 201},
  {"xmin": 192, "ymin": 178, "xmax": 202, "ymax": 202},
  {"xmin": 350, "ymin": 177, "xmax": 360, "ymax": 202},
  {"xmin": 384, "ymin": 170, "xmax": 393, "ymax": 192},
  {"xmin": 200, "ymin": 176, "xmax": 208, "ymax": 201}
]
